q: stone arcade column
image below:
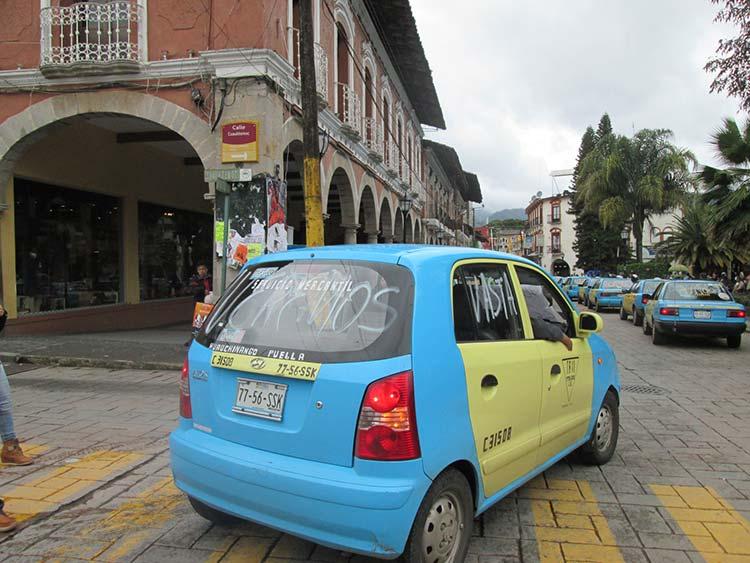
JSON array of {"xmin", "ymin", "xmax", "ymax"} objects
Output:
[
  {"xmin": 366, "ymin": 231, "xmax": 379, "ymax": 244},
  {"xmin": 342, "ymin": 223, "xmax": 360, "ymax": 244}
]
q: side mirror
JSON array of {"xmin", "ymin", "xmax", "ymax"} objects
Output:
[{"xmin": 578, "ymin": 312, "xmax": 603, "ymax": 335}]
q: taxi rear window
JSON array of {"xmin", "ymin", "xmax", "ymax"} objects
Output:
[{"xmin": 197, "ymin": 260, "xmax": 413, "ymax": 363}]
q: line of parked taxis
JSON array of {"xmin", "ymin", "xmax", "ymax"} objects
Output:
[
  {"xmin": 560, "ymin": 274, "xmax": 747, "ymax": 348},
  {"xmin": 170, "ymin": 246, "xmax": 623, "ymax": 562}
]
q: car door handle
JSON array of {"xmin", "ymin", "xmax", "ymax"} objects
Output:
[
  {"xmin": 550, "ymin": 364, "xmax": 562, "ymax": 376},
  {"xmin": 481, "ymin": 374, "xmax": 498, "ymax": 388}
]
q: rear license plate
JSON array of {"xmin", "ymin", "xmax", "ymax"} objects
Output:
[
  {"xmin": 693, "ymin": 310, "xmax": 712, "ymax": 319},
  {"xmin": 232, "ymin": 378, "xmax": 288, "ymax": 421}
]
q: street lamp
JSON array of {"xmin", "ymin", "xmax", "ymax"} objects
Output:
[
  {"xmin": 318, "ymin": 128, "xmax": 330, "ymax": 158},
  {"xmin": 398, "ymin": 193, "xmax": 413, "ymax": 243},
  {"xmin": 618, "ymin": 227, "xmax": 629, "ymax": 262}
]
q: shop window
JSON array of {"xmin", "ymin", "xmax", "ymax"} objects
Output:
[
  {"xmin": 138, "ymin": 202, "xmax": 213, "ymax": 301},
  {"xmin": 15, "ymin": 179, "xmax": 121, "ymax": 314}
]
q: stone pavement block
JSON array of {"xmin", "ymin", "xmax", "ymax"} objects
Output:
[
  {"xmin": 23, "ymin": 536, "xmax": 111, "ymax": 559},
  {"xmin": 269, "ymin": 535, "xmax": 316, "ymax": 559},
  {"xmin": 483, "ymin": 506, "xmax": 520, "ymax": 539},
  {"xmin": 192, "ymin": 526, "xmax": 239, "ymax": 552},
  {"xmin": 133, "ymin": 545, "xmax": 221, "ymax": 562},
  {"xmin": 153, "ymin": 513, "xmax": 212, "ymax": 549},
  {"xmin": 467, "ymin": 537, "xmax": 520, "ymax": 557},
  {"xmin": 309, "ymin": 545, "xmax": 352, "ymax": 562},
  {"xmin": 622, "ymin": 505, "xmax": 672, "ymax": 533},
  {"xmin": 644, "ymin": 548, "xmax": 694, "ymax": 562},
  {"xmin": 637, "ymin": 532, "xmax": 704, "ymax": 551}
]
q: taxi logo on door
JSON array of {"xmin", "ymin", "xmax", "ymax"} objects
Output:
[{"xmin": 563, "ymin": 358, "xmax": 579, "ymax": 406}]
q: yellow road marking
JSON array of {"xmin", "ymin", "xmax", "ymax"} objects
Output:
[
  {"xmin": 525, "ymin": 478, "xmax": 624, "ymax": 563},
  {"xmin": 651, "ymin": 484, "xmax": 750, "ymax": 560},
  {"xmin": 0, "ymin": 450, "xmax": 144, "ymax": 523}
]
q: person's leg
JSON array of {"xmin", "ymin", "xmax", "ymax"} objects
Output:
[
  {"xmin": 0, "ymin": 363, "xmax": 32, "ymax": 466},
  {"xmin": 0, "ymin": 497, "xmax": 17, "ymax": 532}
]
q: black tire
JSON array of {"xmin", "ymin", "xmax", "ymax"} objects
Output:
[
  {"xmin": 727, "ymin": 334, "xmax": 742, "ymax": 349},
  {"xmin": 578, "ymin": 391, "xmax": 619, "ymax": 465},
  {"xmin": 402, "ymin": 469, "xmax": 473, "ymax": 563},
  {"xmin": 188, "ymin": 496, "xmax": 242, "ymax": 526},
  {"xmin": 643, "ymin": 317, "xmax": 652, "ymax": 335},
  {"xmin": 633, "ymin": 310, "xmax": 643, "ymax": 327},
  {"xmin": 652, "ymin": 326, "xmax": 666, "ymax": 345},
  {"xmin": 619, "ymin": 307, "xmax": 628, "ymax": 320}
]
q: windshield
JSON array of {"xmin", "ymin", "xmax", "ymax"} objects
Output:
[
  {"xmin": 602, "ymin": 279, "xmax": 632, "ymax": 289},
  {"xmin": 664, "ymin": 282, "xmax": 732, "ymax": 302},
  {"xmin": 197, "ymin": 260, "xmax": 413, "ymax": 363}
]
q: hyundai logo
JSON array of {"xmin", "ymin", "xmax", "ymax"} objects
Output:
[{"xmin": 250, "ymin": 358, "xmax": 266, "ymax": 370}]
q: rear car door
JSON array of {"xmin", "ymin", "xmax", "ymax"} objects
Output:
[
  {"xmin": 513, "ymin": 264, "xmax": 594, "ymax": 465},
  {"xmin": 452, "ymin": 261, "xmax": 543, "ymax": 497}
]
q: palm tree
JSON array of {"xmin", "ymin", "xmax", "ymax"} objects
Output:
[
  {"xmin": 578, "ymin": 129, "xmax": 694, "ymax": 261},
  {"xmin": 660, "ymin": 196, "xmax": 749, "ymax": 275},
  {"xmin": 701, "ymin": 118, "xmax": 750, "ymax": 246}
]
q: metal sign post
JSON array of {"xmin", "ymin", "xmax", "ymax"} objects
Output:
[{"xmin": 215, "ymin": 179, "xmax": 232, "ymax": 295}]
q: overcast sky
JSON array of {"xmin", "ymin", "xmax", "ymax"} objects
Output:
[{"xmin": 410, "ymin": 0, "xmax": 742, "ymax": 212}]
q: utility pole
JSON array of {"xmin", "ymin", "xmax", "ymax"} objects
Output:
[{"xmin": 299, "ymin": 0, "xmax": 324, "ymax": 247}]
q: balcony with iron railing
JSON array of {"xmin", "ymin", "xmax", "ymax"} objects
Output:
[
  {"xmin": 363, "ymin": 116, "xmax": 384, "ymax": 162},
  {"xmin": 384, "ymin": 140, "xmax": 399, "ymax": 177},
  {"xmin": 547, "ymin": 213, "xmax": 561, "ymax": 224},
  {"xmin": 336, "ymin": 83, "xmax": 362, "ymax": 140},
  {"xmin": 547, "ymin": 245, "xmax": 563, "ymax": 255},
  {"xmin": 289, "ymin": 28, "xmax": 329, "ymax": 107},
  {"xmin": 40, "ymin": 0, "xmax": 145, "ymax": 78}
]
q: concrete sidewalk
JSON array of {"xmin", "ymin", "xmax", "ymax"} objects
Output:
[{"xmin": 0, "ymin": 324, "xmax": 188, "ymax": 371}]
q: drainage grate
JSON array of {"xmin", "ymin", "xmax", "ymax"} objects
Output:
[{"xmin": 622, "ymin": 384, "xmax": 668, "ymax": 395}]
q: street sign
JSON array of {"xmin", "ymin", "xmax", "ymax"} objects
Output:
[{"xmin": 204, "ymin": 168, "xmax": 252, "ymax": 183}]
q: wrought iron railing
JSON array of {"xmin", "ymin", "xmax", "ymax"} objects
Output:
[
  {"xmin": 40, "ymin": 1, "xmax": 144, "ymax": 74},
  {"xmin": 288, "ymin": 28, "xmax": 329, "ymax": 106},
  {"xmin": 337, "ymin": 82, "xmax": 362, "ymax": 139},
  {"xmin": 363, "ymin": 116, "xmax": 384, "ymax": 161}
]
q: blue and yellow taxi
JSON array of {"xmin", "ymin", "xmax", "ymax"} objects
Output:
[
  {"xmin": 170, "ymin": 246, "xmax": 621, "ymax": 560},
  {"xmin": 588, "ymin": 278, "xmax": 633, "ymax": 312},
  {"xmin": 619, "ymin": 278, "xmax": 661, "ymax": 326},
  {"xmin": 578, "ymin": 277, "xmax": 599, "ymax": 306},
  {"xmin": 563, "ymin": 276, "xmax": 588, "ymax": 301},
  {"xmin": 643, "ymin": 279, "xmax": 747, "ymax": 347}
]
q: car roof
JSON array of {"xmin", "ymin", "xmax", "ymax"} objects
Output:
[{"xmin": 248, "ymin": 244, "xmax": 543, "ymax": 269}]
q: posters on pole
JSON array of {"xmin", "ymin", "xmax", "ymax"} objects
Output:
[
  {"xmin": 215, "ymin": 181, "xmax": 267, "ymax": 269},
  {"xmin": 266, "ymin": 177, "xmax": 287, "ymax": 253}
]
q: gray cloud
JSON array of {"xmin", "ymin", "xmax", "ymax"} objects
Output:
[{"xmin": 412, "ymin": 0, "xmax": 742, "ymax": 211}]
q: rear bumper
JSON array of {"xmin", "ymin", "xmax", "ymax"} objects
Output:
[
  {"xmin": 595, "ymin": 296, "xmax": 623, "ymax": 308},
  {"xmin": 654, "ymin": 320, "xmax": 746, "ymax": 337},
  {"xmin": 169, "ymin": 425, "xmax": 430, "ymax": 558}
]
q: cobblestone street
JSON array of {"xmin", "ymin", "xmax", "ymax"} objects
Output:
[{"xmin": 0, "ymin": 315, "xmax": 748, "ymax": 562}]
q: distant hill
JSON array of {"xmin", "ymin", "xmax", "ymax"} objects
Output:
[{"xmin": 475, "ymin": 207, "xmax": 526, "ymax": 226}]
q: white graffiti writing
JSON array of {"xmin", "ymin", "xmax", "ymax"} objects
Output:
[{"xmin": 466, "ymin": 272, "xmax": 518, "ymax": 323}]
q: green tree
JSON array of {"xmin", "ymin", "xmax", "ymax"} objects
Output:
[
  {"xmin": 578, "ymin": 128, "xmax": 694, "ymax": 262},
  {"xmin": 661, "ymin": 195, "xmax": 748, "ymax": 274},
  {"xmin": 571, "ymin": 118, "xmax": 628, "ymax": 271},
  {"xmin": 700, "ymin": 117, "xmax": 750, "ymax": 247},
  {"xmin": 705, "ymin": 1, "xmax": 750, "ymax": 112}
]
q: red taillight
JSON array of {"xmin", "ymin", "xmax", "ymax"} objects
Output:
[
  {"xmin": 641, "ymin": 296, "xmax": 649, "ymax": 304},
  {"xmin": 180, "ymin": 358, "xmax": 192, "ymax": 419},
  {"xmin": 660, "ymin": 307, "xmax": 679, "ymax": 316},
  {"xmin": 728, "ymin": 310, "xmax": 746, "ymax": 318},
  {"xmin": 355, "ymin": 371, "xmax": 420, "ymax": 461}
]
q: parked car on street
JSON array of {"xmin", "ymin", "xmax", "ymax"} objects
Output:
[
  {"xmin": 563, "ymin": 276, "xmax": 588, "ymax": 301},
  {"xmin": 642, "ymin": 280, "xmax": 747, "ymax": 347},
  {"xmin": 588, "ymin": 278, "xmax": 632, "ymax": 312},
  {"xmin": 620, "ymin": 279, "xmax": 662, "ymax": 326},
  {"xmin": 578, "ymin": 277, "xmax": 599, "ymax": 306},
  {"xmin": 170, "ymin": 246, "xmax": 621, "ymax": 561}
]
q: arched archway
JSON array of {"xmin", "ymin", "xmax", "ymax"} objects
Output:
[
  {"xmin": 414, "ymin": 219, "xmax": 422, "ymax": 244},
  {"xmin": 394, "ymin": 211, "xmax": 404, "ymax": 243},
  {"xmin": 324, "ymin": 167, "xmax": 356, "ymax": 245},
  {"xmin": 379, "ymin": 197, "xmax": 394, "ymax": 243},
  {"xmin": 357, "ymin": 185, "xmax": 378, "ymax": 243},
  {"xmin": 0, "ymin": 92, "xmax": 215, "ymax": 329},
  {"xmin": 282, "ymin": 140, "xmax": 306, "ymax": 245}
]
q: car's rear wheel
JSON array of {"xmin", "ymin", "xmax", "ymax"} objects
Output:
[
  {"xmin": 619, "ymin": 307, "xmax": 628, "ymax": 320},
  {"xmin": 188, "ymin": 496, "xmax": 242, "ymax": 526},
  {"xmin": 633, "ymin": 310, "xmax": 643, "ymax": 327},
  {"xmin": 402, "ymin": 469, "xmax": 472, "ymax": 563},
  {"xmin": 727, "ymin": 334, "xmax": 742, "ymax": 349},
  {"xmin": 652, "ymin": 325, "xmax": 666, "ymax": 345},
  {"xmin": 578, "ymin": 391, "xmax": 619, "ymax": 465},
  {"xmin": 643, "ymin": 317, "xmax": 652, "ymax": 335}
]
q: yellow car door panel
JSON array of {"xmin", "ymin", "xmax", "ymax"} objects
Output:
[{"xmin": 453, "ymin": 261, "xmax": 543, "ymax": 498}]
